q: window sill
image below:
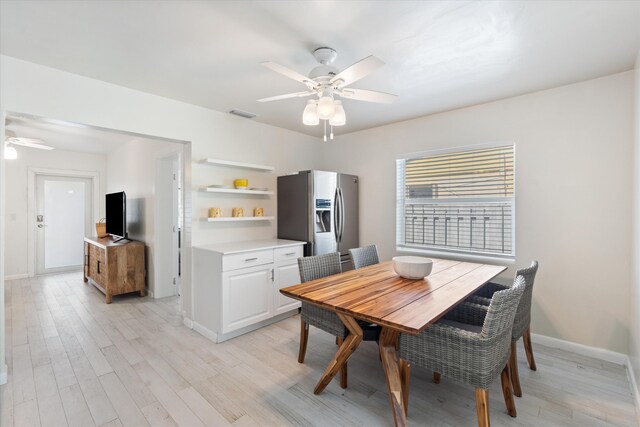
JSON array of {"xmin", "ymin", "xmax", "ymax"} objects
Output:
[{"xmin": 396, "ymin": 246, "xmax": 515, "ymax": 267}]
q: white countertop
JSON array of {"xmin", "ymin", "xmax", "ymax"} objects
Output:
[{"xmin": 193, "ymin": 239, "xmax": 306, "ymax": 255}]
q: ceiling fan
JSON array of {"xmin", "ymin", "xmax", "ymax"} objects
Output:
[
  {"xmin": 258, "ymin": 47, "xmax": 397, "ymax": 140},
  {"xmin": 4, "ymin": 130, "xmax": 54, "ymax": 159}
]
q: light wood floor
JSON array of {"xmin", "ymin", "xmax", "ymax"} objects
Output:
[{"xmin": 1, "ymin": 272, "xmax": 638, "ymax": 427}]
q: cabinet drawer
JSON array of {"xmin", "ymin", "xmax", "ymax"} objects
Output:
[
  {"xmin": 274, "ymin": 246, "xmax": 303, "ymax": 264},
  {"xmin": 223, "ymin": 249, "xmax": 273, "ymax": 271}
]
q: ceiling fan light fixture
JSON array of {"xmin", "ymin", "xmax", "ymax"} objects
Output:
[
  {"xmin": 329, "ymin": 100, "xmax": 346, "ymax": 126},
  {"xmin": 302, "ymin": 100, "xmax": 319, "ymax": 126},
  {"xmin": 317, "ymin": 93, "xmax": 335, "ymax": 120},
  {"xmin": 259, "ymin": 47, "xmax": 396, "ymax": 140},
  {"xmin": 4, "ymin": 143, "xmax": 17, "ymax": 160}
]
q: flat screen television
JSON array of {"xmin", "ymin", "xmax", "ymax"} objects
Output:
[{"xmin": 105, "ymin": 191, "xmax": 128, "ymax": 241}]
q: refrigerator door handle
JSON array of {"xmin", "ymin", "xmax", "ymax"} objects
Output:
[
  {"xmin": 334, "ymin": 188, "xmax": 340, "ymax": 242},
  {"xmin": 338, "ymin": 187, "xmax": 345, "ymax": 243}
]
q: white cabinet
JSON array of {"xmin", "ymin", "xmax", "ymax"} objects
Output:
[{"xmin": 193, "ymin": 239, "xmax": 304, "ymax": 343}]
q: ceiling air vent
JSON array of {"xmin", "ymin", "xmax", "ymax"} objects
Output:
[{"xmin": 229, "ymin": 109, "xmax": 257, "ymax": 119}]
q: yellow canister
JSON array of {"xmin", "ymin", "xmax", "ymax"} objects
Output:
[{"xmin": 234, "ymin": 178, "xmax": 248, "ymax": 188}]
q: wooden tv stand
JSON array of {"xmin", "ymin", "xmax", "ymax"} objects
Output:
[{"xmin": 83, "ymin": 236, "xmax": 146, "ymax": 303}]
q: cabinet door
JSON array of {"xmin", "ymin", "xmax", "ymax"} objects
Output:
[
  {"xmin": 222, "ymin": 265, "xmax": 272, "ymax": 333},
  {"xmin": 88, "ymin": 245, "xmax": 98, "ymax": 280},
  {"xmin": 94, "ymin": 246, "xmax": 106, "ymax": 287},
  {"xmin": 273, "ymin": 261, "xmax": 302, "ymax": 315},
  {"xmin": 84, "ymin": 242, "xmax": 90, "ymax": 279}
]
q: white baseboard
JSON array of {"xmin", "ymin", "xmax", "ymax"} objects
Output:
[
  {"xmin": 626, "ymin": 356, "xmax": 640, "ymax": 425},
  {"xmin": 0, "ymin": 363, "xmax": 7, "ymax": 385},
  {"xmin": 531, "ymin": 333, "xmax": 628, "ymax": 365},
  {"xmin": 4, "ymin": 273, "xmax": 29, "ymax": 281},
  {"xmin": 192, "ymin": 310, "xmax": 298, "ymax": 344},
  {"xmin": 532, "ymin": 333, "xmax": 640, "ymax": 422},
  {"xmin": 183, "ymin": 317, "xmax": 193, "ymax": 329},
  {"xmin": 192, "ymin": 321, "xmax": 218, "ymax": 342}
]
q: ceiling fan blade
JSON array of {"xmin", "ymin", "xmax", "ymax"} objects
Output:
[
  {"xmin": 257, "ymin": 91, "xmax": 315, "ymax": 103},
  {"xmin": 6, "ymin": 138, "xmax": 54, "ymax": 150},
  {"xmin": 260, "ymin": 61, "xmax": 316, "ymax": 87},
  {"xmin": 338, "ymin": 88, "xmax": 397, "ymax": 104},
  {"xmin": 330, "ymin": 55, "xmax": 384, "ymax": 87}
]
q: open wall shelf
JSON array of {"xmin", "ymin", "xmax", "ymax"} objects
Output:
[
  {"xmin": 207, "ymin": 216, "xmax": 275, "ymax": 222},
  {"xmin": 203, "ymin": 187, "xmax": 273, "ymax": 195},
  {"xmin": 198, "ymin": 158, "xmax": 274, "ymax": 171},
  {"xmin": 198, "ymin": 156, "xmax": 275, "ymax": 223}
]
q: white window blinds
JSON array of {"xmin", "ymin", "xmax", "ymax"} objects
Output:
[{"xmin": 396, "ymin": 145, "xmax": 515, "ymax": 258}]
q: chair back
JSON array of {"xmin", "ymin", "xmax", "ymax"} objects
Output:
[
  {"xmin": 298, "ymin": 252, "xmax": 342, "ymax": 283},
  {"xmin": 481, "ymin": 276, "xmax": 526, "ymax": 340},
  {"xmin": 349, "ymin": 245, "xmax": 380, "ymax": 269},
  {"xmin": 512, "ymin": 260, "xmax": 539, "ymax": 340}
]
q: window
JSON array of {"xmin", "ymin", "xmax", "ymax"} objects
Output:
[{"xmin": 396, "ymin": 144, "xmax": 515, "ymax": 259}]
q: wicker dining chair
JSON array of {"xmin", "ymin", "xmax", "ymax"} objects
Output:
[
  {"xmin": 399, "ymin": 276, "xmax": 526, "ymax": 427},
  {"xmin": 297, "ymin": 252, "xmax": 348, "ymax": 387},
  {"xmin": 467, "ymin": 261, "xmax": 539, "ymax": 397},
  {"xmin": 349, "ymin": 245, "xmax": 380, "ymax": 269}
]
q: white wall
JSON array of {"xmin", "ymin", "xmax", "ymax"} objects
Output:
[
  {"xmin": 0, "ymin": 68, "xmax": 6, "ymax": 383},
  {"xmin": 3, "ymin": 148, "xmax": 107, "ymax": 278},
  {"xmin": 322, "ymin": 72, "xmax": 635, "ymax": 354},
  {"xmin": 630, "ymin": 50, "xmax": 640, "ymax": 409},
  {"xmin": 105, "ymin": 137, "xmax": 182, "ymax": 296}
]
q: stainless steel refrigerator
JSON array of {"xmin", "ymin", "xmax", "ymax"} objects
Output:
[{"xmin": 277, "ymin": 170, "xmax": 359, "ymax": 270}]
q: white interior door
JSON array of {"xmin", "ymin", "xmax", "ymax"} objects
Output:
[
  {"xmin": 154, "ymin": 153, "xmax": 180, "ymax": 298},
  {"xmin": 35, "ymin": 175, "xmax": 93, "ymax": 275}
]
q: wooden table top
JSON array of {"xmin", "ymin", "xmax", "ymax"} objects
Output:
[{"xmin": 281, "ymin": 259, "xmax": 507, "ymax": 335}]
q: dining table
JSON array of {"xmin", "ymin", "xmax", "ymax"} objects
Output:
[{"xmin": 280, "ymin": 257, "xmax": 507, "ymax": 427}]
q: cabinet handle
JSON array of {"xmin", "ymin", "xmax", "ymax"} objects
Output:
[
  {"xmin": 97, "ymin": 260, "xmax": 101, "ymax": 274},
  {"xmin": 245, "ymin": 257, "xmax": 258, "ymax": 262},
  {"xmin": 270, "ymin": 269, "xmax": 274, "ymax": 281},
  {"xmin": 285, "ymin": 252, "xmax": 296, "ymax": 256}
]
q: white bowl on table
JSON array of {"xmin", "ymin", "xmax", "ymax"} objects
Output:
[{"xmin": 392, "ymin": 256, "xmax": 433, "ymax": 279}]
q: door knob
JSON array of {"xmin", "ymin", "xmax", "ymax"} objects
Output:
[{"xmin": 37, "ymin": 224, "xmax": 47, "ymax": 228}]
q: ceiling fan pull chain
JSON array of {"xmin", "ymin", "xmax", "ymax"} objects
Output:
[
  {"xmin": 323, "ymin": 120, "xmax": 327, "ymax": 142},
  {"xmin": 330, "ymin": 125, "xmax": 334, "ymax": 140}
]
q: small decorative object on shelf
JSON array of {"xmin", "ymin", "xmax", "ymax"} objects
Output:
[
  {"xmin": 208, "ymin": 207, "xmax": 222, "ymax": 218},
  {"xmin": 232, "ymin": 207, "xmax": 245, "ymax": 217},
  {"xmin": 234, "ymin": 178, "xmax": 249, "ymax": 189},
  {"xmin": 254, "ymin": 208, "xmax": 264, "ymax": 217}
]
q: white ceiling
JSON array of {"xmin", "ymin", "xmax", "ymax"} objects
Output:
[{"xmin": 1, "ymin": 1, "xmax": 640, "ymax": 138}]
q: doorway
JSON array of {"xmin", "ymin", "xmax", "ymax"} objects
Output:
[
  {"xmin": 6, "ymin": 111, "xmax": 192, "ymax": 312},
  {"xmin": 154, "ymin": 152, "xmax": 181, "ymax": 298},
  {"xmin": 28, "ymin": 167, "xmax": 100, "ymax": 277}
]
